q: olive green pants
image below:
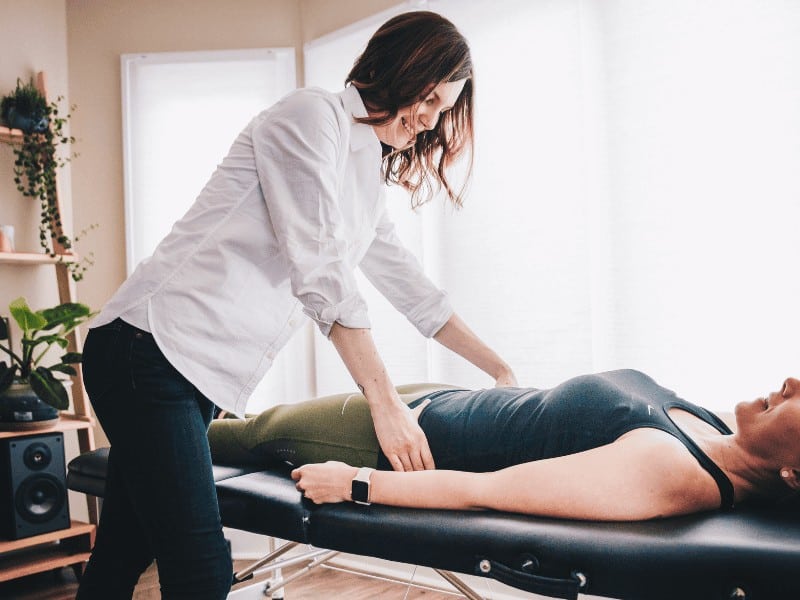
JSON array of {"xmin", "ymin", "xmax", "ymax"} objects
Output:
[{"xmin": 207, "ymin": 383, "xmax": 455, "ymax": 468}]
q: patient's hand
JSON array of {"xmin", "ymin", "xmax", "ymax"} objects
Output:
[{"xmin": 292, "ymin": 461, "xmax": 355, "ymax": 504}]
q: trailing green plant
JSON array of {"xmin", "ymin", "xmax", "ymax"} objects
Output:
[
  {"xmin": 1, "ymin": 78, "xmax": 96, "ymax": 281},
  {"xmin": 0, "ymin": 297, "xmax": 95, "ymax": 410}
]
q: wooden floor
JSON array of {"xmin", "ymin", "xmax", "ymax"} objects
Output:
[{"xmin": 0, "ymin": 560, "xmax": 463, "ymax": 599}]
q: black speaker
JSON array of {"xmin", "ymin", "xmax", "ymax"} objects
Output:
[{"xmin": 0, "ymin": 433, "xmax": 71, "ymax": 539}]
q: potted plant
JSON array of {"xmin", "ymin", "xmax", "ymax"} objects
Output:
[
  {"xmin": 0, "ymin": 297, "xmax": 94, "ymax": 429},
  {"xmin": 0, "ymin": 78, "xmax": 49, "ymax": 134},
  {"xmin": 0, "ymin": 77, "xmax": 96, "ymax": 281}
]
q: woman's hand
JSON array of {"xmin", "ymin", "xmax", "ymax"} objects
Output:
[
  {"xmin": 328, "ymin": 324, "xmax": 435, "ymax": 472},
  {"xmin": 494, "ymin": 369, "xmax": 518, "ymax": 388},
  {"xmin": 433, "ymin": 313, "xmax": 517, "ymax": 389},
  {"xmin": 371, "ymin": 399, "xmax": 435, "ymax": 472},
  {"xmin": 292, "ymin": 461, "xmax": 356, "ymax": 504}
]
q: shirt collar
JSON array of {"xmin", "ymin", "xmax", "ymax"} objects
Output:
[{"xmin": 338, "ymin": 85, "xmax": 380, "ymax": 152}]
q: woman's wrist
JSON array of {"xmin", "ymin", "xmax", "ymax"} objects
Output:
[
  {"xmin": 492, "ymin": 364, "xmax": 518, "ymax": 387},
  {"xmin": 329, "ymin": 323, "xmax": 400, "ymax": 408}
]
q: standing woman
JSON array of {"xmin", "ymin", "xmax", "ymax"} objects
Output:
[{"xmin": 77, "ymin": 11, "xmax": 516, "ymax": 600}]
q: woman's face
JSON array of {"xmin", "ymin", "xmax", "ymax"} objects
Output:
[
  {"xmin": 371, "ymin": 79, "xmax": 467, "ymax": 151},
  {"xmin": 735, "ymin": 377, "xmax": 800, "ymax": 465}
]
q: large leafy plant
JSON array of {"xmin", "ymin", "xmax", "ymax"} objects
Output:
[{"xmin": 0, "ymin": 297, "xmax": 94, "ymax": 410}]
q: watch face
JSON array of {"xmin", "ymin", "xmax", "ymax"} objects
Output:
[{"xmin": 352, "ymin": 479, "xmax": 370, "ymax": 504}]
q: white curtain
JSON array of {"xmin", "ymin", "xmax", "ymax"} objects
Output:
[{"xmin": 305, "ymin": 0, "xmax": 800, "ymax": 412}]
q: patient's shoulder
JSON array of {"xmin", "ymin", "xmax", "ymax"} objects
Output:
[{"xmin": 623, "ymin": 430, "xmax": 724, "ymax": 515}]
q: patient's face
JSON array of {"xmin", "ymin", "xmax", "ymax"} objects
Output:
[{"xmin": 735, "ymin": 377, "xmax": 800, "ymax": 464}]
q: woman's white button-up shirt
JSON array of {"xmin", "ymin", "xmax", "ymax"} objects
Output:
[{"xmin": 92, "ymin": 86, "xmax": 453, "ymax": 417}]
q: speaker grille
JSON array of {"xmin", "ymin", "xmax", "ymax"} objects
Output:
[
  {"xmin": 23, "ymin": 441, "xmax": 53, "ymax": 471},
  {"xmin": 15, "ymin": 474, "xmax": 66, "ymax": 523}
]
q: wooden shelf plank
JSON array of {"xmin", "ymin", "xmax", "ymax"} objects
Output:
[
  {"xmin": 0, "ymin": 550, "xmax": 92, "ymax": 581},
  {"xmin": 0, "ymin": 251, "xmax": 78, "ymax": 265},
  {"xmin": 0, "ymin": 414, "xmax": 95, "ymax": 440},
  {"xmin": 0, "ymin": 521, "xmax": 95, "ymax": 582},
  {"xmin": 0, "ymin": 521, "xmax": 94, "ymax": 554},
  {"xmin": 0, "ymin": 126, "xmax": 24, "ymax": 145}
]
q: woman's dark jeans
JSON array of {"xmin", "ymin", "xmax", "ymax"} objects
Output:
[{"xmin": 76, "ymin": 318, "xmax": 231, "ymax": 600}]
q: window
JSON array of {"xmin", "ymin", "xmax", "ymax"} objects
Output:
[{"xmin": 121, "ymin": 48, "xmax": 296, "ymax": 272}]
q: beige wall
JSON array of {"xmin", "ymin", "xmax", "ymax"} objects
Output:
[
  {"xmin": 0, "ymin": 0, "xmax": 71, "ymax": 318},
  {"xmin": 300, "ymin": 0, "xmax": 399, "ymax": 42},
  {"xmin": 0, "ymin": 0, "xmax": 78, "ymax": 516}
]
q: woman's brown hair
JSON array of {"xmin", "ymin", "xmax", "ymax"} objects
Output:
[{"xmin": 346, "ymin": 11, "xmax": 474, "ymax": 209}]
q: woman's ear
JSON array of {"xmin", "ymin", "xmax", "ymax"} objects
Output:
[{"xmin": 780, "ymin": 468, "xmax": 800, "ymax": 490}]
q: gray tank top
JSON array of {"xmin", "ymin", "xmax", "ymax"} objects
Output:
[{"xmin": 404, "ymin": 369, "xmax": 734, "ymax": 509}]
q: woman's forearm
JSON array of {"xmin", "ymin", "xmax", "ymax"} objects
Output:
[
  {"xmin": 433, "ymin": 313, "xmax": 516, "ymax": 385},
  {"xmin": 329, "ymin": 323, "xmax": 396, "ymax": 404},
  {"xmin": 329, "ymin": 322, "xmax": 434, "ymax": 470}
]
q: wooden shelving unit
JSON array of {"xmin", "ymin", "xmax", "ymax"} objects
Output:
[
  {"xmin": 0, "ymin": 71, "xmax": 97, "ymax": 583},
  {"xmin": 0, "ymin": 125, "xmax": 24, "ymax": 145},
  {"xmin": 0, "ymin": 522, "xmax": 95, "ymax": 583},
  {"xmin": 0, "ymin": 251, "xmax": 77, "ymax": 265},
  {"xmin": 0, "ymin": 414, "xmax": 94, "ymax": 440}
]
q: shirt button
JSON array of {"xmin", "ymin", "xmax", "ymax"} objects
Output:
[
  {"xmin": 288, "ymin": 319, "xmax": 296, "ymax": 327},
  {"xmin": 267, "ymin": 351, "xmax": 276, "ymax": 359}
]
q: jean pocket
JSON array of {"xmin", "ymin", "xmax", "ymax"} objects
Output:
[{"xmin": 82, "ymin": 321, "xmax": 125, "ymax": 404}]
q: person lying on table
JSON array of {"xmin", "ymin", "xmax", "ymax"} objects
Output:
[{"xmin": 208, "ymin": 369, "xmax": 800, "ymax": 521}]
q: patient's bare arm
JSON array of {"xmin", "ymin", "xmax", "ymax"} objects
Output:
[{"xmin": 291, "ymin": 428, "xmax": 720, "ymax": 521}]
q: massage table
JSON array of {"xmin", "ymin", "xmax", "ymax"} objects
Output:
[{"xmin": 67, "ymin": 448, "xmax": 800, "ymax": 600}]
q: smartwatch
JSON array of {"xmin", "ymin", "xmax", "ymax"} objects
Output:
[{"xmin": 351, "ymin": 467, "xmax": 375, "ymax": 505}]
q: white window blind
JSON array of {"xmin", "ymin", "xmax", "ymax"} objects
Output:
[{"xmin": 121, "ymin": 48, "xmax": 296, "ymax": 273}]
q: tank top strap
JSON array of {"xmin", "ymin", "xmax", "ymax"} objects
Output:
[{"xmin": 662, "ymin": 400, "xmax": 735, "ymax": 510}]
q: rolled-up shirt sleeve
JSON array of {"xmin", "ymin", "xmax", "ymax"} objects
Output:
[
  {"xmin": 359, "ymin": 203, "xmax": 454, "ymax": 338},
  {"xmin": 252, "ymin": 91, "xmax": 370, "ymax": 337}
]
